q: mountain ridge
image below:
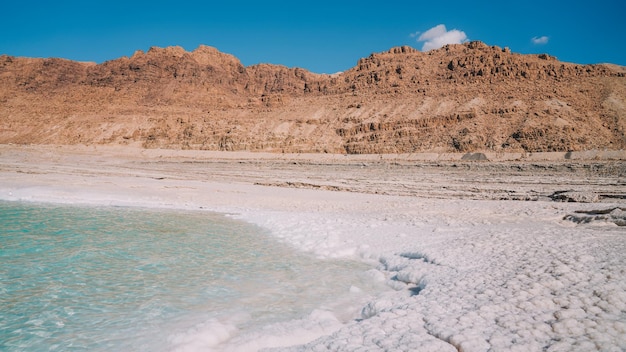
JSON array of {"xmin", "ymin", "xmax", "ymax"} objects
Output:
[{"xmin": 1, "ymin": 41, "xmax": 625, "ymax": 153}]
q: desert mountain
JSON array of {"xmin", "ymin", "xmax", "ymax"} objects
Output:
[{"xmin": 1, "ymin": 42, "xmax": 625, "ymax": 153}]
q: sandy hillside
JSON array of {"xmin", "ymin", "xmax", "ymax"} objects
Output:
[{"xmin": 1, "ymin": 42, "xmax": 625, "ymax": 153}]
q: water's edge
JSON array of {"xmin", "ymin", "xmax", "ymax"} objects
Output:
[{"xmin": 0, "ymin": 200, "xmax": 386, "ymax": 351}]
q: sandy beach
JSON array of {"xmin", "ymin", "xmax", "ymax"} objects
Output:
[{"xmin": 1, "ymin": 144, "xmax": 625, "ymax": 351}]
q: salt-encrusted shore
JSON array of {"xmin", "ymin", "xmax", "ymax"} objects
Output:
[{"xmin": 1, "ymin": 145, "xmax": 625, "ymax": 351}]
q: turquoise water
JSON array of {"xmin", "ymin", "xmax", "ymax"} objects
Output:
[{"xmin": 0, "ymin": 201, "xmax": 373, "ymax": 351}]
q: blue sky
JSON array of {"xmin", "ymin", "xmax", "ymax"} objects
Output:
[{"xmin": 1, "ymin": 0, "xmax": 624, "ymax": 73}]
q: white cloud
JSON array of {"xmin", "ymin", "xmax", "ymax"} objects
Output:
[
  {"xmin": 532, "ymin": 36, "xmax": 549, "ymax": 45},
  {"xmin": 415, "ymin": 24, "xmax": 468, "ymax": 51}
]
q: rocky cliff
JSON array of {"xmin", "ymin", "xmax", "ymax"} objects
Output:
[{"xmin": 1, "ymin": 42, "xmax": 625, "ymax": 153}]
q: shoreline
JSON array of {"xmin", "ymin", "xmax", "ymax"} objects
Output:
[{"xmin": 1, "ymin": 144, "xmax": 625, "ymax": 351}]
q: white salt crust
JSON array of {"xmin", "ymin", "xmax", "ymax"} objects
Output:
[{"xmin": 1, "ymin": 147, "xmax": 624, "ymax": 351}]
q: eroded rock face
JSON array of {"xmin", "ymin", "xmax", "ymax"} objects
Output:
[{"xmin": 1, "ymin": 42, "xmax": 625, "ymax": 153}]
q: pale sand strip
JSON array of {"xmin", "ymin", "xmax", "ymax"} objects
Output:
[{"xmin": 1, "ymin": 143, "xmax": 625, "ymax": 163}]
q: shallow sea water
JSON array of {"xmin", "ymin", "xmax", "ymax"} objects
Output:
[{"xmin": 0, "ymin": 201, "xmax": 376, "ymax": 351}]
